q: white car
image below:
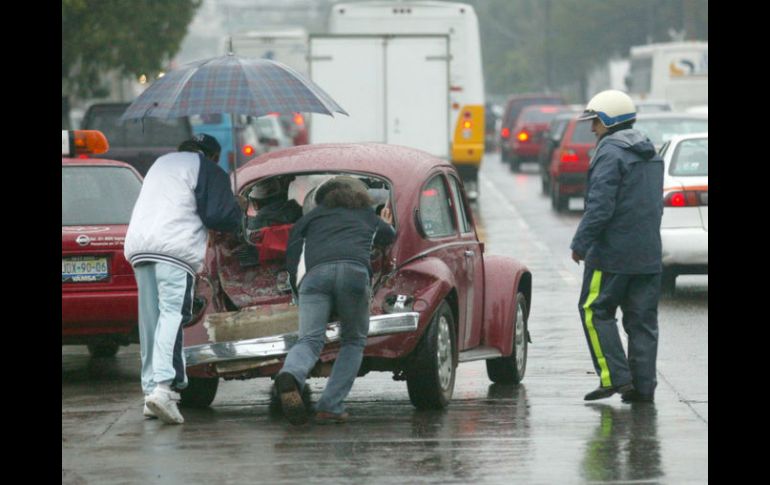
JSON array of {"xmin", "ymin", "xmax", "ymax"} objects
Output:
[{"xmin": 658, "ymin": 133, "xmax": 708, "ymax": 293}]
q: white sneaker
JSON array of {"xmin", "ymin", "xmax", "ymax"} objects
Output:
[
  {"xmin": 145, "ymin": 387, "xmax": 184, "ymax": 424},
  {"xmin": 143, "ymin": 402, "xmax": 157, "ymax": 419}
]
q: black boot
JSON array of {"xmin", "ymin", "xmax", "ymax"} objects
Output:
[
  {"xmin": 584, "ymin": 383, "xmax": 634, "ymax": 401},
  {"xmin": 621, "ymin": 389, "xmax": 654, "ymax": 403}
]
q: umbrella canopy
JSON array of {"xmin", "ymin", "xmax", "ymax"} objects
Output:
[{"xmin": 119, "ymin": 54, "xmax": 347, "ymax": 122}]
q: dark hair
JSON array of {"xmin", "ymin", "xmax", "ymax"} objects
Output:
[
  {"xmin": 317, "ymin": 182, "xmax": 372, "ymax": 209},
  {"xmin": 178, "ymin": 140, "xmax": 202, "ymax": 153}
]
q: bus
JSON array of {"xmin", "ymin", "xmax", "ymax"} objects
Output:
[
  {"xmin": 626, "ymin": 41, "xmax": 708, "ymax": 112},
  {"xmin": 317, "ymin": 1, "xmax": 485, "ymax": 197}
]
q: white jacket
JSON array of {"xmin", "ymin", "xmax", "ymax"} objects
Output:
[{"xmin": 124, "ymin": 151, "xmax": 241, "ymax": 275}]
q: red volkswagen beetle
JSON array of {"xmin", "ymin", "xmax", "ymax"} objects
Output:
[
  {"xmin": 62, "ymin": 130, "xmax": 143, "ymax": 357},
  {"xmin": 181, "ymin": 143, "xmax": 532, "ymax": 409}
]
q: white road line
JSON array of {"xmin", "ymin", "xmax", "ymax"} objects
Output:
[{"xmin": 480, "ymin": 173, "xmax": 577, "ymax": 286}]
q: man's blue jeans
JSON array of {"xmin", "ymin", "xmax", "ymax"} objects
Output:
[{"xmin": 280, "ymin": 261, "xmax": 371, "ymax": 415}]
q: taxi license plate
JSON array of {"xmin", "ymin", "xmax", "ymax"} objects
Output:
[{"xmin": 62, "ymin": 256, "xmax": 109, "ymax": 283}]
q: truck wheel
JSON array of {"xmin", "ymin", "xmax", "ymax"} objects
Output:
[
  {"xmin": 486, "ymin": 292, "xmax": 528, "ymax": 384},
  {"xmin": 180, "ymin": 377, "xmax": 219, "ymax": 408},
  {"xmin": 87, "ymin": 341, "xmax": 119, "ymax": 358},
  {"xmin": 406, "ymin": 301, "xmax": 457, "ymax": 409}
]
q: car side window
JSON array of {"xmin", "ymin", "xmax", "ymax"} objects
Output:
[
  {"xmin": 448, "ymin": 176, "xmax": 472, "ymax": 234},
  {"xmin": 419, "ymin": 175, "xmax": 456, "ymax": 238}
]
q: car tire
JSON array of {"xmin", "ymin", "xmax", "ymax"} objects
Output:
[
  {"xmin": 87, "ymin": 341, "xmax": 119, "ymax": 358},
  {"xmin": 179, "ymin": 377, "xmax": 219, "ymax": 408},
  {"xmin": 551, "ymin": 181, "xmax": 566, "ymax": 212},
  {"xmin": 406, "ymin": 301, "xmax": 457, "ymax": 410},
  {"xmin": 661, "ymin": 268, "xmax": 677, "ymax": 296},
  {"xmin": 486, "ymin": 292, "xmax": 528, "ymax": 384},
  {"xmin": 540, "ymin": 172, "xmax": 550, "ymax": 195},
  {"xmin": 510, "ymin": 154, "xmax": 521, "ymax": 172}
]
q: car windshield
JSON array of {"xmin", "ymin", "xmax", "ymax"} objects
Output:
[
  {"xmin": 635, "ymin": 118, "xmax": 709, "ymax": 147},
  {"xmin": 62, "ymin": 166, "xmax": 142, "ymax": 225},
  {"xmin": 571, "ymin": 120, "xmax": 596, "ymax": 144},
  {"xmin": 670, "ymin": 138, "xmax": 708, "ymax": 177}
]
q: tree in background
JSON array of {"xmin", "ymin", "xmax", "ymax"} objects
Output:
[
  {"xmin": 466, "ymin": 0, "xmax": 707, "ymax": 102},
  {"xmin": 62, "ymin": 0, "xmax": 202, "ymax": 127}
]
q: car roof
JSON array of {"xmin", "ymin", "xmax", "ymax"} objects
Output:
[
  {"xmin": 62, "ymin": 157, "xmax": 137, "ymax": 168},
  {"xmin": 665, "ymin": 132, "xmax": 708, "ymax": 144},
  {"xmin": 635, "ymin": 112, "xmax": 708, "ymax": 121},
  {"xmin": 237, "ymin": 143, "xmax": 453, "ymax": 192},
  {"xmin": 505, "ymin": 93, "xmax": 563, "ymax": 103}
]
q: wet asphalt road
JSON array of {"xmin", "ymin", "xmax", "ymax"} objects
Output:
[{"xmin": 62, "ymin": 153, "xmax": 708, "ymax": 484}]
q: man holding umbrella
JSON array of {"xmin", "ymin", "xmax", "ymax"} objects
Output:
[{"xmin": 124, "ymin": 133, "xmax": 244, "ymax": 424}]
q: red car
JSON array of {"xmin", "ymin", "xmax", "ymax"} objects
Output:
[
  {"xmin": 548, "ymin": 118, "xmax": 595, "ymax": 212},
  {"xmin": 62, "ymin": 130, "xmax": 143, "ymax": 357},
  {"xmin": 180, "ymin": 143, "xmax": 533, "ymax": 410},
  {"xmin": 499, "ymin": 93, "xmax": 565, "ymax": 169},
  {"xmin": 507, "ymin": 104, "xmax": 573, "ymax": 171}
]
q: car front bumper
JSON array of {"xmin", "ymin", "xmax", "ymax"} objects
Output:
[
  {"xmin": 662, "ymin": 227, "xmax": 708, "ymax": 266},
  {"xmin": 184, "ymin": 312, "xmax": 420, "ymax": 367}
]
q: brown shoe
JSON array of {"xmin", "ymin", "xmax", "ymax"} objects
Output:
[
  {"xmin": 314, "ymin": 411, "xmax": 349, "ymax": 424},
  {"xmin": 276, "ymin": 373, "xmax": 308, "ymax": 425}
]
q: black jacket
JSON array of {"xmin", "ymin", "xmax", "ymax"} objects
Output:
[
  {"xmin": 570, "ymin": 129, "xmax": 664, "ymax": 274},
  {"xmin": 286, "ymin": 205, "xmax": 396, "ymax": 288}
]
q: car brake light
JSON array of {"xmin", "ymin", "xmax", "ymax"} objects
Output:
[
  {"xmin": 517, "ymin": 131, "xmax": 530, "ymax": 142},
  {"xmin": 422, "ymin": 189, "xmax": 438, "ymax": 197},
  {"xmin": 664, "ymin": 190, "xmax": 707, "ymax": 207},
  {"xmin": 242, "ymin": 145, "xmax": 254, "ymax": 156},
  {"xmin": 560, "ymin": 149, "xmax": 579, "ymax": 162},
  {"xmin": 501, "ymin": 127, "xmax": 510, "ymax": 138}
]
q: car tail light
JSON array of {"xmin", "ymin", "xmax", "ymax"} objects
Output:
[
  {"xmin": 293, "ymin": 113, "xmax": 305, "ymax": 126},
  {"xmin": 560, "ymin": 149, "xmax": 579, "ymax": 162},
  {"xmin": 501, "ymin": 127, "xmax": 510, "ymax": 138},
  {"xmin": 664, "ymin": 190, "xmax": 708, "ymax": 207},
  {"xmin": 242, "ymin": 145, "xmax": 255, "ymax": 157},
  {"xmin": 517, "ymin": 131, "xmax": 530, "ymax": 142}
]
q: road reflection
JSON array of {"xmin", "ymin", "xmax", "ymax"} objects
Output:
[{"xmin": 581, "ymin": 403, "xmax": 663, "ymax": 482}]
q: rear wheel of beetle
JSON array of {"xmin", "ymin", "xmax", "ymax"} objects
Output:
[{"xmin": 406, "ymin": 301, "xmax": 457, "ymax": 410}]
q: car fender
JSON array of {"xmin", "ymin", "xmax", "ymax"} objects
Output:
[
  {"xmin": 375, "ymin": 256, "xmax": 458, "ymax": 347},
  {"xmin": 481, "ymin": 255, "xmax": 532, "ymax": 356}
]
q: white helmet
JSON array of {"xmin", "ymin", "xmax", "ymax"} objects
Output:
[{"xmin": 577, "ymin": 90, "xmax": 636, "ymax": 128}]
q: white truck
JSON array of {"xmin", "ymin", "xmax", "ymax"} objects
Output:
[
  {"xmin": 308, "ymin": 2, "xmax": 485, "ymax": 197},
  {"xmin": 626, "ymin": 41, "xmax": 708, "ymax": 112},
  {"xmin": 309, "ymin": 34, "xmax": 451, "ymax": 160}
]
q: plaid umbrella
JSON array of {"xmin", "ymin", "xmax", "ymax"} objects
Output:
[{"xmin": 120, "ymin": 55, "xmax": 347, "ymax": 121}]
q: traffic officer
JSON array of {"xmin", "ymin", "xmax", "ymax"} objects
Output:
[{"xmin": 570, "ymin": 90, "xmax": 664, "ymax": 403}]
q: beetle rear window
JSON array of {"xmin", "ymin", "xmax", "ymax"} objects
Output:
[
  {"xmin": 62, "ymin": 166, "xmax": 142, "ymax": 225},
  {"xmin": 420, "ymin": 176, "xmax": 455, "ymax": 238}
]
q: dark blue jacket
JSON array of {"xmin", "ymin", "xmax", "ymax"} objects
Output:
[
  {"xmin": 286, "ymin": 205, "xmax": 396, "ymax": 289},
  {"xmin": 570, "ymin": 129, "xmax": 664, "ymax": 274}
]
